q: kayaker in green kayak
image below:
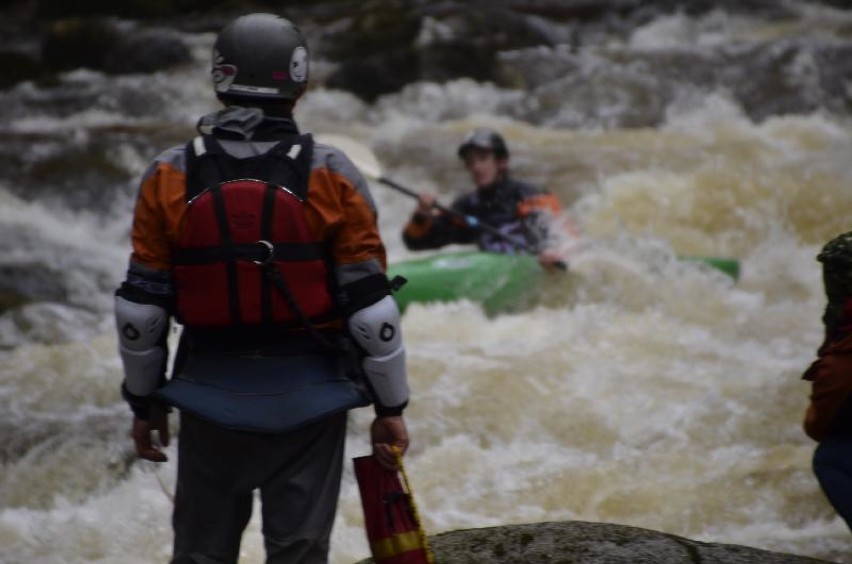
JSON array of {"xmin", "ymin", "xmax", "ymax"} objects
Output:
[{"xmin": 402, "ymin": 128, "xmax": 571, "ymax": 271}]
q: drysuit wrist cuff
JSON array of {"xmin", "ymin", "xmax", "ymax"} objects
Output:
[
  {"xmin": 121, "ymin": 382, "xmax": 153, "ymax": 420},
  {"xmin": 412, "ymin": 211, "xmax": 432, "ymax": 224},
  {"xmin": 374, "ymin": 400, "xmax": 408, "ymax": 417}
]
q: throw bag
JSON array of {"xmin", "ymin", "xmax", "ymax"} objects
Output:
[{"xmin": 353, "ymin": 455, "xmax": 433, "ymax": 563}]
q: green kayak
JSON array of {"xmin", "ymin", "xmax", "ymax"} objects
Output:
[
  {"xmin": 388, "ymin": 251, "xmax": 740, "ymax": 314},
  {"xmin": 677, "ymin": 255, "xmax": 740, "ymax": 280},
  {"xmin": 388, "ymin": 251, "xmax": 542, "ymax": 314}
]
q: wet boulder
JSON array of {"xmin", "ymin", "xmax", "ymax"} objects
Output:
[
  {"xmin": 321, "ymin": 0, "xmax": 422, "ymax": 102},
  {"xmin": 0, "ymin": 50, "xmax": 45, "ymax": 89},
  {"xmin": 0, "ymin": 261, "xmax": 67, "ymax": 313},
  {"xmin": 103, "ymin": 26, "xmax": 192, "ymax": 74},
  {"xmin": 321, "ymin": 1, "xmax": 571, "ymax": 102},
  {"xmin": 355, "ymin": 520, "xmax": 831, "ymax": 563},
  {"xmin": 36, "ymin": 0, "xmax": 196, "ymax": 19},
  {"xmin": 42, "ymin": 18, "xmax": 190, "ymax": 75},
  {"xmin": 41, "ymin": 18, "xmax": 123, "ymax": 73}
]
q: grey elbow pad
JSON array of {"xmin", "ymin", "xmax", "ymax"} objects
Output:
[
  {"xmin": 115, "ymin": 295, "xmax": 169, "ymax": 397},
  {"xmin": 348, "ymin": 295, "xmax": 410, "ymax": 408}
]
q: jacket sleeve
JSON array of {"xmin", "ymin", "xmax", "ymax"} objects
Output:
[
  {"xmin": 803, "ymin": 333, "xmax": 852, "ymax": 441},
  {"xmin": 309, "ymin": 143, "xmax": 410, "ymax": 415},
  {"xmin": 128, "ymin": 150, "xmax": 189, "ymax": 271},
  {"xmin": 402, "ymin": 194, "xmax": 476, "ymax": 250},
  {"xmin": 516, "ymin": 188, "xmax": 562, "ymax": 253},
  {"xmin": 115, "ymin": 148, "xmax": 186, "ymax": 419},
  {"xmin": 308, "ymin": 144, "xmax": 387, "ymax": 271}
]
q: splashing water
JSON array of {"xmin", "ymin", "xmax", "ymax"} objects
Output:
[{"xmin": 2, "ymin": 4, "xmax": 852, "ymax": 563}]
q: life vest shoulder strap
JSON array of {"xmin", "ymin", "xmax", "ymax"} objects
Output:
[{"xmin": 184, "ymin": 133, "xmax": 314, "ymax": 203}]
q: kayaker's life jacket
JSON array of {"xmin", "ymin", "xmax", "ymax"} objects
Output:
[
  {"xmin": 173, "ymin": 134, "xmax": 336, "ymax": 329},
  {"xmin": 462, "ymin": 178, "xmax": 556, "ymax": 253},
  {"xmin": 402, "ymin": 176, "xmax": 559, "ymax": 255}
]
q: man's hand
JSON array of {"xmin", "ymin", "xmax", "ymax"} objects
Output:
[
  {"xmin": 371, "ymin": 416, "xmax": 409, "ymax": 470},
  {"xmin": 132, "ymin": 410, "xmax": 170, "ymax": 463}
]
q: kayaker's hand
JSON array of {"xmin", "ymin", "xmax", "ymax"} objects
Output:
[
  {"xmin": 132, "ymin": 411, "xmax": 170, "ymax": 463},
  {"xmin": 371, "ymin": 416, "xmax": 409, "ymax": 470},
  {"xmin": 415, "ymin": 193, "xmax": 438, "ymax": 216},
  {"xmin": 538, "ymin": 248, "xmax": 568, "ymax": 272}
]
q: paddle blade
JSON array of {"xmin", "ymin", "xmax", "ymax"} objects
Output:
[
  {"xmin": 315, "ymin": 134, "xmax": 384, "ymax": 180},
  {"xmin": 353, "ymin": 455, "xmax": 432, "ymax": 564}
]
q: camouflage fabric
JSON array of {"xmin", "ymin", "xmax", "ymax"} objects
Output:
[{"xmin": 818, "ymin": 231, "xmax": 852, "ymax": 335}]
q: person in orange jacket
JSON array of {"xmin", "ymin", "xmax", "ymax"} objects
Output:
[
  {"xmin": 114, "ymin": 13, "xmax": 410, "ymax": 563},
  {"xmin": 803, "ymin": 231, "xmax": 852, "ymax": 531},
  {"xmin": 401, "ymin": 128, "xmax": 570, "ymax": 271}
]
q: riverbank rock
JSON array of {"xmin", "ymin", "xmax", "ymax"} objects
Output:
[
  {"xmin": 355, "ymin": 520, "xmax": 831, "ymax": 563},
  {"xmin": 2, "ymin": 0, "xmax": 852, "ymax": 121},
  {"xmin": 41, "ymin": 18, "xmax": 191, "ymax": 74},
  {"xmin": 0, "ymin": 261, "xmax": 67, "ymax": 313}
]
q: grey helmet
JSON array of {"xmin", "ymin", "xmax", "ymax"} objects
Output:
[
  {"xmin": 457, "ymin": 128, "xmax": 509, "ymax": 160},
  {"xmin": 212, "ymin": 13, "xmax": 309, "ymax": 102}
]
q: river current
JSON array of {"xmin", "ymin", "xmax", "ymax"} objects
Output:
[{"xmin": 2, "ymin": 3, "xmax": 852, "ymax": 563}]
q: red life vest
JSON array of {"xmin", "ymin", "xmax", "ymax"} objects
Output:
[{"xmin": 173, "ymin": 134, "xmax": 336, "ymax": 328}]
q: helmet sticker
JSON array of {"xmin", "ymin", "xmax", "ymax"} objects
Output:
[
  {"xmin": 290, "ymin": 46, "xmax": 308, "ymax": 83},
  {"xmin": 211, "ymin": 50, "xmax": 237, "ymax": 93}
]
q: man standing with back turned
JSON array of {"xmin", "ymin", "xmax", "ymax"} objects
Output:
[{"xmin": 114, "ymin": 13, "xmax": 410, "ymax": 564}]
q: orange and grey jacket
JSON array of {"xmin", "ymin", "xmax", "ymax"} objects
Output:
[
  {"xmin": 402, "ymin": 176, "xmax": 560, "ymax": 253},
  {"xmin": 122, "ymin": 109, "xmax": 387, "ymax": 314},
  {"xmin": 116, "ymin": 107, "xmax": 392, "ymax": 419}
]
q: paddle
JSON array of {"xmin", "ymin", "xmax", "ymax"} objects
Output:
[
  {"xmin": 315, "ymin": 134, "xmax": 740, "ymax": 280},
  {"xmin": 315, "ymin": 134, "xmax": 565, "ymax": 267}
]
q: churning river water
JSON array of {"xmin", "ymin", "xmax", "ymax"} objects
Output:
[{"xmin": 3, "ymin": 3, "xmax": 852, "ymax": 563}]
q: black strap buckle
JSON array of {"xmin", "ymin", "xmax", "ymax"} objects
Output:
[
  {"xmin": 252, "ymin": 240, "xmax": 274, "ymax": 266},
  {"xmin": 389, "ymin": 275, "xmax": 407, "ymax": 292}
]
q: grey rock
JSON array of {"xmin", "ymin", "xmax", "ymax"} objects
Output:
[
  {"xmin": 0, "ymin": 261, "xmax": 67, "ymax": 312},
  {"xmin": 355, "ymin": 521, "xmax": 831, "ymax": 563},
  {"xmin": 41, "ymin": 17, "xmax": 190, "ymax": 75}
]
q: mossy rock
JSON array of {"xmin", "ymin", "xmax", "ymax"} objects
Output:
[{"xmin": 354, "ymin": 521, "xmax": 832, "ymax": 564}]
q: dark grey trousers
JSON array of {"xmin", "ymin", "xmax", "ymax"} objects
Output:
[{"xmin": 170, "ymin": 411, "xmax": 348, "ymax": 564}]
